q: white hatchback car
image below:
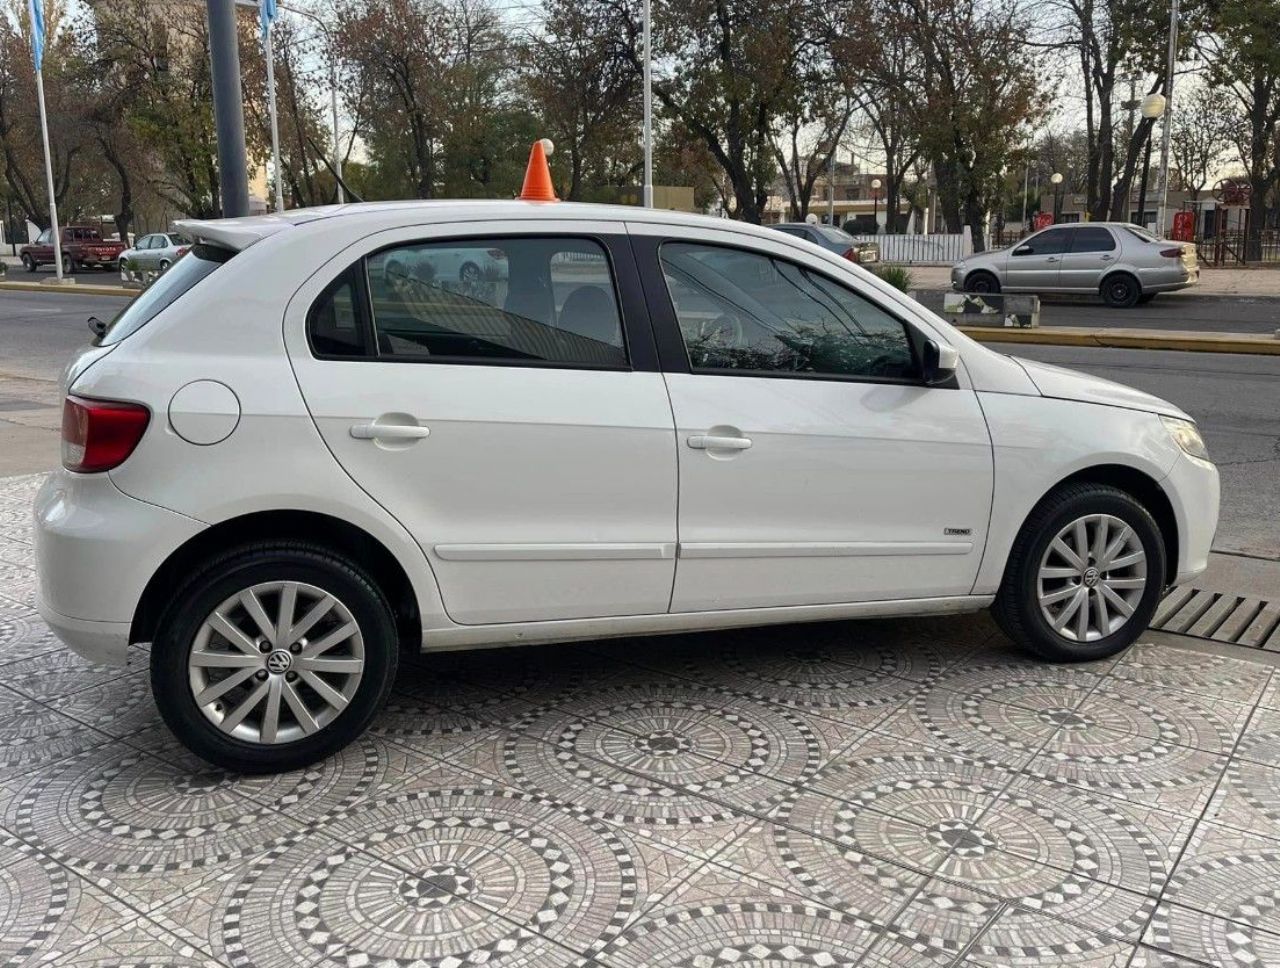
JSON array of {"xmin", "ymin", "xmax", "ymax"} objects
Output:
[{"xmin": 35, "ymin": 200, "xmax": 1219, "ymax": 773}]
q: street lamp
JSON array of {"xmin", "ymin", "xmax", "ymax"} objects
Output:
[
  {"xmin": 870, "ymin": 178, "xmax": 882, "ymax": 234},
  {"xmin": 1136, "ymin": 94, "xmax": 1166, "ymax": 230},
  {"xmin": 1050, "ymin": 172, "xmax": 1064, "ymax": 223}
]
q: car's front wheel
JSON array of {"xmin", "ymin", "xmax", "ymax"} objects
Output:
[
  {"xmin": 964, "ymin": 271, "xmax": 1001, "ymax": 294},
  {"xmin": 993, "ymin": 483, "xmax": 1166, "ymax": 662},
  {"xmin": 21, "ymin": 253, "xmax": 36, "ymax": 272},
  {"xmin": 150, "ymin": 543, "xmax": 398, "ymax": 773}
]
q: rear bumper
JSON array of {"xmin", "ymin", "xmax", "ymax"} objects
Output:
[
  {"xmin": 1139, "ymin": 265, "xmax": 1199, "ymax": 294},
  {"xmin": 36, "ymin": 601, "xmax": 131, "ymax": 665},
  {"xmin": 35, "ymin": 470, "xmax": 204, "ymax": 665}
]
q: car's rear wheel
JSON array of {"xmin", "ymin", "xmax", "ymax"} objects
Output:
[
  {"xmin": 964, "ymin": 271, "xmax": 1000, "ymax": 294},
  {"xmin": 21, "ymin": 253, "xmax": 36, "ymax": 272},
  {"xmin": 459, "ymin": 261, "xmax": 480, "ymax": 285},
  {"xmin": 150, "ymin": 542, "xmax": 398, "ymax": 773},
  {"xmin": 159, "ymin": 259, "xmax": 171, "ymax": 272},
  {"xmin": 993, "ymin": 483, "xmax": 1166, "ymax": 663},
  {"xmin": 61, "ymin": 253, "xmax": 73, "ymax": 274},
  {"xmin": 1101, "ymin": 273, "xmax": 1140, "ymax": 308}
]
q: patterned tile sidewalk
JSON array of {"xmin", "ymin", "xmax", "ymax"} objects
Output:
[{"xmin": 2, "ymin": 472, "xmax": 1279, "ymax": 967}]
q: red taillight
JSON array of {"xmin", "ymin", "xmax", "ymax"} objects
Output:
[
  {"xmin": 61, "ymin": 395, "xmax": 150, "ymax": 473},
  {"xmin": 1160, "ymin": 246, "xmax": 1184, "ymax": 258},
  {"xmin": 841, "ymin": 247, "xmax": 855, "ymax": 261},
  {"xmin": 176, "ymin": 246, "xmax": 189, "ymax": 256}
]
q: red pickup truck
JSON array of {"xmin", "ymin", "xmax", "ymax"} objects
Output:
[{"xmin": 19, "ymin": 225, "xmax": 127, "ymax": 273}]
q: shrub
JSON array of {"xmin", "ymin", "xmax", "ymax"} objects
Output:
[{"xmin": 872, "ymin": 263, "xmax": 913, "ymax": 293}]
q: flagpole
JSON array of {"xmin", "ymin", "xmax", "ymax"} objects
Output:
[
  {"xmin": 34, "ymin": 67, "xmax": 63, "ymax": 282},
  {"xmin": 641, "ymin": 0, "xmax": 652, "ymax": 209},
  {"xmin": 264, "ymin": 19, "xmax": 284, "ymax": 212}
]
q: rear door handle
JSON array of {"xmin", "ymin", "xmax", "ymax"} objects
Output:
[
  {"xmin": 688, "ymin": 434, "xmax": 752, "ymax": 451},
  {"xmin": 350, "ymin": 421, "xmax": 430, "ymax": 441}
]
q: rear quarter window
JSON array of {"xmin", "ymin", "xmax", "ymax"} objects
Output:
[{"xmin": 96, "ymin": 243, "xmax": 235, "ymax": 346}]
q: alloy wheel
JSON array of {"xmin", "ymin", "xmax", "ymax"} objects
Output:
[
  {"xmin": 187, "ymin": 580, "xmax": 365, "ymax": 745},
  {"xmin": 1036, "ymin": 513, "xmax": 1147, "ymax": 643}
]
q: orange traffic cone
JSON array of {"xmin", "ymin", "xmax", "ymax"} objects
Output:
[{"xmin": 519, "ymin": 139, "xmax": 558, "ymax": 202}]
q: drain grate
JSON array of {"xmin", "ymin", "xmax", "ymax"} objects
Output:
[{"xmin": 1153, "ymin": 587, "xmax": 1280, "ymax": 649}]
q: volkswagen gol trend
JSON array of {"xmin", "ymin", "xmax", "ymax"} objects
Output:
[{"xmin": 35, "ymin": 201, "xmax": 1219, "ymax": 772}]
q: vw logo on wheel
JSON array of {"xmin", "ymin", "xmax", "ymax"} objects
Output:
[
  {"xmin": 265, "ymin": 650, "xmax": 293, "ymax": 674},
  {"xmin": 1082, "ymin": 566, "xmax": 1101, "ymax": 588}
]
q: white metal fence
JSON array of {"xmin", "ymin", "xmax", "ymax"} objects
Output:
[{"xmin": 847, "ymin": 231, "xmax": 972, "ymax": 265}]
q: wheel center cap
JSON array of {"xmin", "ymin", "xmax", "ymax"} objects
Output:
[
  {"xmin": 1082, "ymin": 567, "xmax": 1100, "ymax": 588},
  {"xmin": 265, "ymin": 650, "xmax": 293, "ymax": 674}
]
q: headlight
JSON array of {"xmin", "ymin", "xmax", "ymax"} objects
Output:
[{"xmin": 1162, "ymin": 416, "xmax": 1210, "ymax": 462}]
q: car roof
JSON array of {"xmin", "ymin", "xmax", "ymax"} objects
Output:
[{"xmin": 177, "ymin": 201, "xmax": 779, "ymax": 253}]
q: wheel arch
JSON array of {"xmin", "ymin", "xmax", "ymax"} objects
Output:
[
  {"xmin": 1099, "ymin": 267, "xmax": 1142, "ymax": 294},
  {"xmin": 130, "ymin": 509, "xmax": 422, "ymax": 649},
  {"xmin": 1027, "ymin": 463, "xmax": 1178, "ymax": 588}
]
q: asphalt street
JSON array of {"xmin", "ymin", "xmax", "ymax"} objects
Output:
[
  {"xmin": 1, "ymin": 289, "xmax": 1277, "ymax": 558},
  {"xmin": 914, "ymin": 289, "xmax": 1280, "ymax": 333}
]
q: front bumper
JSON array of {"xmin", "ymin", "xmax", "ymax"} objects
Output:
[
  {"xmin": 35, "ymin": 470, "xmax": 204, "ymax": 666},
  {"xmin": 1161, "ymin": 451, "xmax": 1219, "ymax": 585}
]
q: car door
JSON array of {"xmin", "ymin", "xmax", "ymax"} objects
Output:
[
  {"xmin": 287, "ymin": 224, "xmax": 678, "ymax": 626},
  {"xmin": 630, "ymin": 225, "xmax": 994, "ymax": 612},
  {"xmin": 31, "ymin": 228, "xmax": 53, "ymax": 263},
  {"xmin": 1004, "ymin": 226, "xmax": 1072, "ymax": 290},
  {"xmin": 1057, "ymin": 225, "xmax": 1118, "ymax": 292},
  {"xmin": 132, "ymin": 235, "xmax": 156, "ymax": 270}
]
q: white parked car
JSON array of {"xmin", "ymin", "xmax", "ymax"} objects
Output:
[{"xmin": 36, "ymin": 201, "xmax": 1219, "ymax": 773}]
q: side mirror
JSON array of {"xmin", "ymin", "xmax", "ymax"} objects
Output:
[
  {"xmin": 1013, "ymin": 244, "xmax": 1033, "ymax": 256},
  {"xmin": 87, "ymin": 316, "xmax": 107, "ymax": 339},
  {"xmin": 922, "ymin": 338, "xmax": 959, "ymax": 386}
]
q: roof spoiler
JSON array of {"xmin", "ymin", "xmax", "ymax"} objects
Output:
[{"xmin": 173, "ymin": 214, "xmax": 297, "ymax": 252}]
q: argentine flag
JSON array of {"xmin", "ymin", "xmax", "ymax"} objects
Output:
[
  {"xmin": 28, "ymin": 0, "xmax": 45, "ymax": 70},
  {"xmin": 260, "ymin": 0, "xmax": 277, "ymax": 42}
]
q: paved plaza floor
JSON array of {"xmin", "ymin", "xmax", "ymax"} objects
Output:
[{"xmin": 2, "ymin": 474, "xmax": 1279, "ymax": 966}]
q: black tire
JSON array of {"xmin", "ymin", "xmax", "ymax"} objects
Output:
[
  {"xmin": 159, "ymin": 259, "xmax": 171, "ymax": 272},
  {"xmin": 61, "ymin": 253, "xmax": 73, "ymax": 274},
  {"xmin": 992, "ymin": 483, "xmax": 1166, "ymax": 663},
  {"xmin": 150, "ymin": 542, "xmax": 398, "ymax": 773},
  {"xmin": 459, "ymin": 261, "xmax": 480, "ymax": 284},
  {"xmin": 21, "ymin": 253, "xmax": 36, "ymax": 272},
  {"xmin": 964, "ymin": 271, "xmax": 1000, "ymax": 294},
  {"xmin": 1101, "ymin": 272, "xmax": 1140, "ymax": 308}
]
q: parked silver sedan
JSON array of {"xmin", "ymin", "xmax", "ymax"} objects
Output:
[
  {"xmin": 118, "ymin": 232, "xmax": 192, "ymax": 282},
  {"xmin": 951, "ymin": 222, "xmax": 1199, "ymax": 308}
]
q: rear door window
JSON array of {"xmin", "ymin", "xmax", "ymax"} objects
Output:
[
  {"xmin": 362, "ymin": 236, "xmax": 627, "ymax": 368},
  {"xmin": 1069, "ymin": 227, "xmax": 1116, "ymax": 253},
  {"xmin": 97, "ymin": 244, "xmax": 235, "ymax": 346}
]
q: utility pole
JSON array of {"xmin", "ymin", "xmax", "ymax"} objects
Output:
[
  {"xmin": 207, "ymin": 0, "xmax": 250, "ymax": 217},
  {"xmin": 1155, "ymin": 0, "xmax": 1179, "ymax": 237}
]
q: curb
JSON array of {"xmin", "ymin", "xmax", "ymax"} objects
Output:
[
  {"xmin": 0, "ymin": 281, "xmax": 135, "ymax": 298},
  {"xmin": 958, "ymin": 325, "xmax": 1280, "ymax": 356}
]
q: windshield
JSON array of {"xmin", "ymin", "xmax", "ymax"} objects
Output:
[{"xmin": 97, "ymin": 243, "xmax": 235, "ymax": 346}]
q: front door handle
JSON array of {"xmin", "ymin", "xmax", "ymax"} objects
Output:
[
  {"xmin": 350, "ymin": 420, "xmax": 430, "ymax": 441},
  {"xmin": 688, "ymin": 434, "xmax": 752, "ymax": 451},
  {"xmin": 1046, "ymin": 256, "xmax": 1060, "ymax": 263}
]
